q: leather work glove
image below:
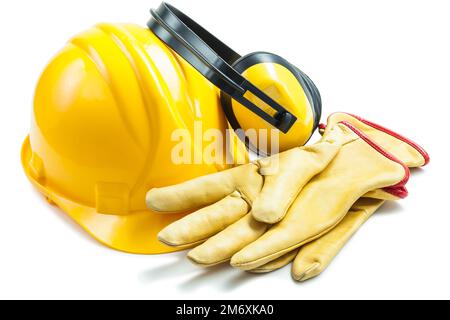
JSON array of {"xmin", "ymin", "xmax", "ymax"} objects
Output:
[
  {"xmin": 249, "ymin": 113, "xmax": 429, "ymax": 281},
  {"xmin": 148, "ymin": 129, "xmax": 344, "ymax": 226},
  {"xmin": 146, "ymin": 123, "xmax": 349, "ymax": 264},
  {"xmin": 147, "ymin": 114, "xmax": 412, "ymax": 268}
]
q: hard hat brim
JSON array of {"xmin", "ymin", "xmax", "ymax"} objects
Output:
[{"xmin": 21, "ymin": 136, "xmax": 186, "ymax": 254}]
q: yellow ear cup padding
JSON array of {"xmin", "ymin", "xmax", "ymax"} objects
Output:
[{"xmin": 222, "ymin": 52, "xmax": 319, "ymax": 153}]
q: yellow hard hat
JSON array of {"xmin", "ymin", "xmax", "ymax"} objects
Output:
[
  {"xmin": 22, "ymin": 3, "xmax": 322, "ymax": 254},
  {"xmin": 21, "ymin": 23, "xmax": 245, "ymax": 254}
]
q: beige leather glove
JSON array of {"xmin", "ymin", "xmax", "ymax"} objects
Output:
[
  {"xmin": 229, "ymin": 121, "xmax": 410, "ymax": 270},
  {"xmin": 146, "ymin": 123, "xmax": 350, "ymax": 264},
  {"xmin": 147, "ymin": 115, "xmax": 410, "ymax": 268},
  {"xmin": 249, "ymin": 113, "xmax": 429, "ymax": 280}
]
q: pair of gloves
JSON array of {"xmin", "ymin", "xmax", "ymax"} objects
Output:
[{"xmin": 146, "ymin": 113, "xmax": 429, "ymax": 281}]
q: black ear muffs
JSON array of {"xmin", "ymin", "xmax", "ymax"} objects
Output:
[{"xmin": 148, "ymin": 2, "xmax": 321, "ymax": 153}]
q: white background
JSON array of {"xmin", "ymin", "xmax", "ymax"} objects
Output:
[{"xmin": 0, "ymin": 0, "xmax": 449, "ymax": 300}]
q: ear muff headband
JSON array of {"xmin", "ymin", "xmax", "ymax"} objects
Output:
[{"xmin": 148, "ymin": 2, "xmax": 297, "ymax": 133}]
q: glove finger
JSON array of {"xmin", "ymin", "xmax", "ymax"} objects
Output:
[
  {"xmin": 252, "ymin": 143, "xmax": 341, "ymax": 224},
  {"xmin": 158, "ymin": 191, "xmax": 249, "ymax": 247},
  {"xmin": 292, "ymin": 198, "xmax": 384, "ymax": 281},
  {"xmin": 187, "ymin": 213, "xmax": 267, "ymax": 267},
  {"xmin": 147, "ymin": 164, "xmax": 258, "ymax": 212},
  {"xmin": 249, "ymin": 249, "xmax": 298, "ymax": 274}
]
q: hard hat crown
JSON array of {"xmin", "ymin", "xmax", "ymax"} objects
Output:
[{"xmin": 28, "ymin": 23, "xmax": 233, "ymax": 214}]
